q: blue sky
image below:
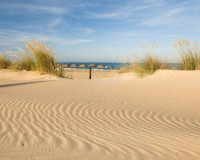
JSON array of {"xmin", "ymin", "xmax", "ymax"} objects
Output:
[{"xmin": 0, "ymin": 0, "xmax": 200, "ymax": 62}]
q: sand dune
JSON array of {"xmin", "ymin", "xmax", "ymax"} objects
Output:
[
  {"xmin": 0, "ymin": 69, "xmax": 58, "ymax": 86},
  {"xmin": 0, "ymin": 70, "xmax": 200, "ymax": 160}
]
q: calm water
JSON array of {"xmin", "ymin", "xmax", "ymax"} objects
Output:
[
  {"xmin": 61, "ymin": 62, "xmax": 124, "ymax": 70},
  {"xmin": 61, "ymin": 62, "xmax": 181, "ymax": 70}
]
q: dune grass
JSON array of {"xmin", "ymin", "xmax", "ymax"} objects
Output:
[
  {"xmin": 0, "ymin": 40, "xmax": 63, "ymax": 77},
  {"xmin": 25, "ymin": 40, "xmax": 57, "ymax": 74},
  {"xmin": 174, "ymin": 39, "xmax": 200, "ymax": 70},
  {"xmin": 129, "ymin": 43, "xmax": 164, "ymax": 77},
  {"xmin": 131, "ymin": 55, "xmax": 158, "ymax": 76},
  {"xmin": 25, "ymin": 40, "xmax": 63, "ymax": 76},
  {"xmin": 118, "ymin": 57, "xmax": 131, "ymax": 73},
  {"xmin": 1, "ymin": 39, "xmax": 200, "ymax": 78},
  {"xmin": 0, "ymin": 54, "xmax": 11, "ymax": 69},
  {"xmin": 16, "ymin": 53, "xmax": 36, "ymax": 71}
]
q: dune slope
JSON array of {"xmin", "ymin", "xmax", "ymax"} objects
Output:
[{"xmin": 0, "ymin": 70, "xmax": 200, "ymax": 160}]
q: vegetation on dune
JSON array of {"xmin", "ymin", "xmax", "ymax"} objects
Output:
[
  {"xmin": 0, "ymin": 40, "xmax": 63, "ymax": 77},
  {"xmin": 132, "ymin": 58, "xmax": 158, "ymax": 77},
  {"xmin": 25, "ymin": 40, "xmax": 58, "ymax": 74},
  {"xmin": 15, "ymin": 52, "xmax": 36, "ymax": 71},
  {"xmin": 119, "ymin": 65, "xmax": 131, "ymax": 73},
  {"xmin": 174, "ymin": 39, "xmax": 200, "ymax": 70},
  {"xmin": 1, "ymin": 39, "xmax": 200, "ymax": 78},
  {"xmin": 129, "ymin": 43, "xmax": 165, "ymax": 77},
  {"xmin": 118, "ymin": 57, "xmax": 131, "ymax": 73},
  {"xmin": 0, "ymin": 54, "xmax": 11, "ymax": 69}
]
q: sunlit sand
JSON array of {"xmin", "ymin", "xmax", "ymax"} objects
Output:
[{"xmin": 0, "ymin": 70, "xmax": 200, "ymax": 160}]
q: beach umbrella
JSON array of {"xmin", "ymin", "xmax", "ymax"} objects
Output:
[
  {"xmin": 79, "ymin": 64, "xmax": 86, "ymax": 73},
  {"xmin": 70, "ymin": 64, "xmax": 78, "ymax": 68},
  {"xmin": 97, "ymin": 64, "xmax": 105, "ymax": 69},
  {"xmin": 63, "ymin": 64, "xmax": 70, "ymax": 68},
  {"xmin": 88, "ymin": 64, "xmax": 96, "ymax": 79},
  {"xmin": 79, "ymin": 64, "xmax": 86, "ymax": 68},
  {"xmin": 89, "ymin": 64, "xmax": 97, "ymax": 67}
]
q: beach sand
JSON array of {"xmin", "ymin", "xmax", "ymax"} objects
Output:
[
  {"xmin": 0, "ymin": 69, "xmax": 200, "ymax": 160},
  {"xmin": 63, "ymin": 68, "xmax": 118, "ymax": 79}
]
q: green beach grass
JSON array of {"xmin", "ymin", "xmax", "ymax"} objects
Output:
[
  {"xmin": 0, "ymin": 40, "xmax": 64, "ymax": 77},
  {"xmin": 0, "ymin": 54, "xmax": 11, "ymax": 69},
  {"xmin": 174, "ymin": 39, "xmax": 200, "ymax": 70},
  {"xmin": 119, "ymin": 43, "xmax": 165, "ymax": 77},
  {"xmin": 1, "ymin": 39, "xmax": 200, "ymax": 78},
  {"xmin": 15, "ymin": 52, "xmax": 36, "ymax": 71},
  {"xmin": 25, "ymin": 40, "xmax": 58, "ymax": 75}
]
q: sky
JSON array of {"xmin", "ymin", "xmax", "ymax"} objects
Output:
[{"xmin": 0, "ymin": 0, "xmax": 200, "ymax": 62}]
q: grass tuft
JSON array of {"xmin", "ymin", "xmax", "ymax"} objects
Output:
[
  {"xmin": 118, "ymin": 57, "xmax": 131, "ymax": 73},
  {"xmin": 130, "ymin": 43, "xmax": 163, "ymax": 77},
  {"xmin": 0, "ymin": 53, "xmax": 11, "ymax": 69},
  {"xmin": 25, "ymin": 40, "xmax": 63, "ymax": 76},
  {"xmin": 174, "ymin": 39, "xmax": 200, "ymax": 70},
  {"xmin": 16, "ymin": 52, "xmax": 36, "ymax": 71}
]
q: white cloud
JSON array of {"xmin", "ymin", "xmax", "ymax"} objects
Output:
[
  {"xmin": 49, "ymin": 18, "xmax": 62, "ymax": 28},
  {"xmin": 0, "ymin": 3, "xmax": 67, "ymax": 14},
  {"xmin": 141, "ymin": 7, "xmax": 185, "ymax": 26},
  {"xmin": 0, "ymin": 30, "xmax": 93, "ymax": 47},
  {"xmin": 77, "ymin": 28, "xmax": 95, "ymax": 34},
  {"xmin": 85, "ymin": 0, "xmax": 164, "ymax": 19},
  {"xmin": 47, "ymin": 17, "xmax": 63, "ymax": 32},
  {"xmin": 61, "ymin": 39, "xmax": 93, "ymax": 45},
  {"xmin": 117, "ymin": 32, "xmax": 136, "ymax": 38}
]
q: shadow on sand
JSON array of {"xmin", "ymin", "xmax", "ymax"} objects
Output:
[{"xmin": 0, "ymin": 81, "xmax": 49, "ymax": 88}]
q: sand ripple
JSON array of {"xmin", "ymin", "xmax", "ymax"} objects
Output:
[{"xmin": 0, "ymin": 71, "xmax": 200, "ymax": 160}]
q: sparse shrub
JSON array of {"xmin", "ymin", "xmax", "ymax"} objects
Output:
[
  {"xmin": 0, "ymin": 54, "xmax": 11, "ymax": 69},
  {"xmin": 174, "ymin": 39, "xmax": 200, "ymax": 70}
]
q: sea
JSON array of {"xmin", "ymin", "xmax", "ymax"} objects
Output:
[
  {"xmin": 61, "ymin": 62, "xmax": 181, "ymax": 70},
  {"xmin": 61, "ymin": 62, "xmax": 124, "ymax": 70}
]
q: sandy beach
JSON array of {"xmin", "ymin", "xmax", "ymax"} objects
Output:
[
  {"xmin": 63, "ymin": 68, "xmax": 119, "ymax": 79},
  {"xmin": 0, "ymin": 69, "xmax": 200, "ymax": 160}
]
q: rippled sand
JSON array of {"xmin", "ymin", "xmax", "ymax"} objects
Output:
[{"xmin": 0, "ymin": 70, "xmax": 200, "ymax": 160}]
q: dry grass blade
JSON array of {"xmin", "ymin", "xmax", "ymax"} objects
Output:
[
  {"xmin": 118, "ymin": 57, "xmax": 131, "ymax": 73},
  {"xmin": 174, "ymin": 39, "xmax": 200, "ymax": 70},
  {"xmin": 25, "ymin": 40, "xmax": 58, "ymax": 74},
  {"xmin": 130, "ymin": 43, "xmax": 163, "ymax": 77},
  {"xmin": 16, "ymin": 51, "xmax": 36, "ymax": 71},
  {"xmin": 0, "ymin": 53, "xmax": 11, "ymax": 69}
]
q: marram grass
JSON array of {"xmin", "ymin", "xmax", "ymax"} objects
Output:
[
  {"xmin": 131, "ymin": 54, "xmax": 159, "ymax": 77},
  {"xmin": 16, "ymin": 53, "xmax": 36, "ymax": 71},
  {"xmin": 0, "ymin": 41, "xmax": 63, "ymax": 77},
  {"xmin": 174, "ymin": 39, "xmax": 200, "ymax": 70},
  {"xmin": 1, "ymin": 39, "xmax": 200, "ymax": 78},
  {"xmin": 118, "ymin": 57, "xmax": 131, "ymax": 73},
  {"xmin": 129, "ymin": 43, "xmax": 165, "ymax": 77},
  {"xmin": 0, "ymin": 54, "xmax": 11, "ymax": 69},
  {"xmin": 25, "ymin": 40, "xmax": 63, "ymax": 76},
  {"xmin": 25, "ymin": 40, "xmax": 57, "ymax": 74}
]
